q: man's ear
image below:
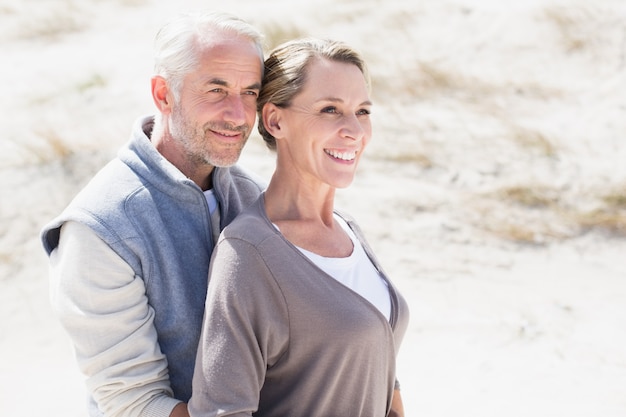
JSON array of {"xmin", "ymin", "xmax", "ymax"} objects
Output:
[
  {"xmin": 151, "ymin": 76, "xmax": 172, "ymax": 113},
  {"xmin": 262, "ymin": 103, "xmax": 283, "ymax": 138}
]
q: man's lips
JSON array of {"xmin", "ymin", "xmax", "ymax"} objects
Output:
[{"xmin": 209, "ymin": 127, "xmax": 247, "ymax": 141}]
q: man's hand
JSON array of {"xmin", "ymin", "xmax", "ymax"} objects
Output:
[
  {"xmin": 389, "ymin": 388, "xmax": 405, "ymax": 417},
  {"xmin": 169, "ymin": 402, "xmax": 189, "ymax": 417}
]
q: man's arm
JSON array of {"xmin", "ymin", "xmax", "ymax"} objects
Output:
[
  {"xmin": 50, "ymin": 221, "xmax": 181, "ymax": 417},
  {"xmin": 389, "ymin": 388, "xmax": 405, "ymax": 417}
]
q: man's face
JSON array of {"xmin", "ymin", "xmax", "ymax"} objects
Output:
[{"xmin": 170, "ymin": 36, "xmax": 262, "ymax": 168}]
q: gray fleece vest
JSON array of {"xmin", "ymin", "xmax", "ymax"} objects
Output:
[{"xmin": 41, "ymin": 116, "xmax": 265, "ymax": 404}]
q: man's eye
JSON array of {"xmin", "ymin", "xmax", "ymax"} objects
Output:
[{"xmin": 243, "ymin": 90, "xmax": 259, "ymax": 97}]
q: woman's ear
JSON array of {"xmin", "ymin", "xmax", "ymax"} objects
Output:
[
  {"xmin": 262, "ymin": 103, "xmax": 283, "ymax": 138},
  {"xmin": 151, "ymin": 76, "xmax": 172, "ymax": 114}
]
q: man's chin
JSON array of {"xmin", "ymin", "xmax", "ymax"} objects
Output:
[{"xmin": 209, "ymin": 155, "xmax": 242, "ymax": 168}]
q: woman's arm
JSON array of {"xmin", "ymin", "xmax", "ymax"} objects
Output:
[
  {"xmin": 389, "ymin": 388, "xmax": 405, "ymax": 417},
  {"xmin": 188, "ymin": 239, "xmax": 289, "ymax": 416}
]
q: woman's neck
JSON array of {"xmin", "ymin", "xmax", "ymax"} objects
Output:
[{"xmin": 264, "ymin": 173, "xmax": 336, "ymax": 226}]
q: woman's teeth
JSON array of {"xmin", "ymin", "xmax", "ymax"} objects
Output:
[{"xmin": 325, "ymin": 149, "xmax": 356, "ymax": 161}]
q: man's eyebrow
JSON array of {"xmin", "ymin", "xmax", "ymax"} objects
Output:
[
  {"xmin": 205, "ymin": 78, "xmax": 261, "ymax": 91},
  {"xmin": 246, "ymin": 82, "xmax": 262, "ymax": 91},
  {"xmin": 206, "ymin": 78, "xmax": 228, "ymax": 87}
]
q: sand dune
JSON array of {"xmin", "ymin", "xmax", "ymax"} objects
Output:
[{"xmin": 1, "ymin": 0, "xmax": 625, "ymax": 416}]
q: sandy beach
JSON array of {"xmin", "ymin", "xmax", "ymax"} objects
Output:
[{"xmin": 1, "ymin": 0, "xmax": 625, "ymax": 416}]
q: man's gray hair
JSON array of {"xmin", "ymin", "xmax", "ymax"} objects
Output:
[{"xmin": 153, "ymin": 11, "xmax": 264, "ymax": 100}]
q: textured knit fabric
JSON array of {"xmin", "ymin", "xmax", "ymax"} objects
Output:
[
  {"xmin": 188, "ymin": 195, "xmax": 409, "ymax": 417},
  {"xmin": 40, "ymin": 115, "xmax": 265, "ymax": 417},
  {"xmin": 49, "ymin": 221, "xmax": 179, "ymax": 417}
]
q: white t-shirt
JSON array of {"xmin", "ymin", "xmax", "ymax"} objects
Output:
[
  {"xmin": 205, "ymin": 189, "xmax": 220, "ymax": 244},
  {"xmin": 204, "ymin": 189, "xmax": 218, "ymax": 214},
  {"xmin": 294, "ymin": 215, "xmax": 391, "ymax": 321}
]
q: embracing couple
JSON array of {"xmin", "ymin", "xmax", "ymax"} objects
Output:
[{"xmin": 41, "ymin": 10, "xmax": 409, "ymax": 417}]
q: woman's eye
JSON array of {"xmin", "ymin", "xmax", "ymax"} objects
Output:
[
  {"xmin": 321, "ymin": 106, "xmax": 338, "ymax": 114},
  {"xmin": 357, "ymin": 108, "xmax": 371, "ymax": 116}
]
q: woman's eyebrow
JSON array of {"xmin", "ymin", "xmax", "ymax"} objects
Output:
[{"xmin": 316, "ymin": 97, "xmax": 372, "ymax": 106}]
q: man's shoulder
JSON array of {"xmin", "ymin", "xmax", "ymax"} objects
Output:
[
  {"xmin": 214, "ymin": 165, "xmax": 267, "ymax": 226},
  {"xmin": 69, "ymin": 158, "xmax": 144, "ymax": 209},
  {"xmin": 41, "ymin": 156, "xmax": 152, "ymax": 255},
  {"xmin": 220, "ymin": 165, "xmax": 266, "ymax": 189}
]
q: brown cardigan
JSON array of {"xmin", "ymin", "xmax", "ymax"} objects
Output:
[{"xmin": 189, "ymin": 195, "xmax": 410, "ymax": 417}]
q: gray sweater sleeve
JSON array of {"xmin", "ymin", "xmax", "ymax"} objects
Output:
[
  {"xmin": 188, "ymin": 237, "xmax": 289, "ymax": 417},
  {"xmin": 49, "ymin": 221, "xmax": 181, "ymax": 417}
]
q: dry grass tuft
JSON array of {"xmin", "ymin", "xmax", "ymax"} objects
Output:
[
  {"xmin": 508, "ymin": 123, "xmax": 557, "ymax": 157},
  {"xmin": 382, "ymin": 9, "xmax": 419, "ymax": 31},
  {"xmin": 472, "ymin": 182, "xmax": 626, "ymax": 243},
  {"xmin": 0, "ymin": 252, "xmax": 12, "ymax": 264},
  {"xmin": 493, "ymin": 185, "xmax": 559, "ymax": 208},
  {"xmin": 75, "ymin": 73, "xmax": 107, "ymax": 93},
  {"xmin": 472, "ymin": 184, "xmax": 568, "ymax": 244},
  {"xmin": 378, "ymin": 151, "xmax": 433, "ymax": 168},
  {"xmin": 22, "ymin": 130, "xmax": 74, "ymax": 165},
  {"xmin": 27, "ymin": 73, "xmax": 108, "ymax": 107},
  {"xmin": 372, "ymin": 61, "xmax": 479, "ymax": 101},
  {"xmin": 118, "ymin": 0, "xmax": 150, "ymax": 6},
  {"xmin": 260, "ymin": 24, "xmax": 309, "ymax": 52},
  {"xmin": 373, "ymin": 60, "xmax": 561, "ymax": 112},
  {"xmin": 571, "ymin": 185, "xmax": 626, "ymax": 236},
  {"xmin": 416, "ymin": 62, "xmax": 465, "ymax": 93},
  {"xmin": 0, "ymin": 4, "xmax": 15, "ymax": 14},
  {"xmin": 601, "ymin": 188, "xmax": 626, "ymax": 209},
  {"xmin": 573, "ymin": 209, "xmax": 626, "ymax": 236},
  {"xmin": 484, "ymin": 220, "xmax": 560, "ymax": 244},
  {"xmin": 470, "ymin": 200, "xmax": 573, "ymax": 244},
  {"xmin": 17, "ymin": 5, "xmax": 86, "ymax": 40},
  {"xmin": 543, "ymin": 6, "xmax": 600, "ymax": 53}
]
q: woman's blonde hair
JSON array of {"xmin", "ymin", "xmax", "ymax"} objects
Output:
[{"xmin": 257, "ymin": 38, "xmax": 370, "ymax": 150}]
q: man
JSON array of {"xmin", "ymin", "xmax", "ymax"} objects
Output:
[{"xmin": 41, "ymin": 11, "xmax": 265, "ymax": 417}]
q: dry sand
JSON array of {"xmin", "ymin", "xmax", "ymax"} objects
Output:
[{"xmin": 1, "ymin": 0, "xmax": 625, "ymax": 416}]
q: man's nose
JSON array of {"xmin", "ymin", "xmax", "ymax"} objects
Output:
[{"xmin": 223, "ymin": 94, "xmax": 248, "ymax": 126}]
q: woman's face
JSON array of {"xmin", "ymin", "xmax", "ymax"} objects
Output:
[{"xmin": 275, "ymin": 58, "xmax": 372, "ymax": 190}]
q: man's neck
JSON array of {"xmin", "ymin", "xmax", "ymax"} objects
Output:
[{"xmin": 151, "ymin": 128, "xmax": 215, "ymax": 190}]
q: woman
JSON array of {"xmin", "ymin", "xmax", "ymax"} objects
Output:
[{"xmin": 189, "ymin": 38, "xmax": 410, "ymax": 417}]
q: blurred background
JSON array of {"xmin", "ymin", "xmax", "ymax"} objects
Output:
[{"xmin": 1, "ymin": 0, "xmax": 625, "ymax": 416}]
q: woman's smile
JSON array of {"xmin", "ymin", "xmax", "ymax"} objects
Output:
[{"xmin": 324, "ymin": 148, "xmax": 358, "ymax": 161}]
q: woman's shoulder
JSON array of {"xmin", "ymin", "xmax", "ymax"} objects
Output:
[{"xmin": 220, "ymin": 196, "xmax": 277, "ymax": 246}]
